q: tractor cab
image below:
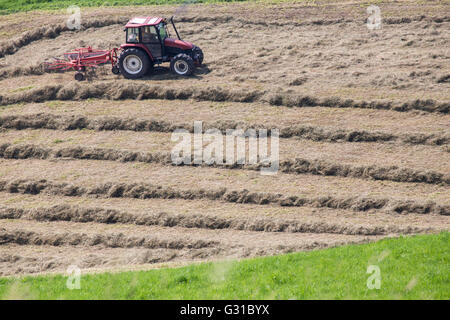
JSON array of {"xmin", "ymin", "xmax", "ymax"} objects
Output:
[
  {"xmin": 124, "ymin": 17, "xmax": 169, "ymax": 61},
  {"xmin": 118, "ymin": 17, "xmax": 203, "ymax": 78}
]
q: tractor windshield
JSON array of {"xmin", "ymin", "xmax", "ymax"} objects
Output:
[{"xmin": 157, "ymin": 22, "xmax": 168, "ymax": 40}]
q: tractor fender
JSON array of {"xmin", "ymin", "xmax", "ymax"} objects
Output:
[
  {"xmin": 120, "ymin": 44, "xmax": 154, "ymax": 61},
  {"xmin": 164, "ymin": 38, "xmax": 194, "ymax": 50}
]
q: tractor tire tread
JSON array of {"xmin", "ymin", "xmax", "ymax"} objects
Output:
[
  {"xmin": 170, "ymin": 53, "xmax": 195, "ymax": 76},
  {"xmin": 118, "ymin": 48, "xmax": 150, "ymax": 79}
]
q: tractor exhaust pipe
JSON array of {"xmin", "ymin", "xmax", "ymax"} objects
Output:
[{"xmin": 170, "ymin": 16, "xmax": 182, "ymax": 40}]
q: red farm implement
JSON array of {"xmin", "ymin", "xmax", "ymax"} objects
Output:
[{"xmin": 44, "ymin": 46, "xmax": 120, "ymax": 81}]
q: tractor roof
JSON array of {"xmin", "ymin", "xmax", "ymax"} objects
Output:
[{"xmin": 125, "ymin": 17, "xmax": 164, "ymax": 28}]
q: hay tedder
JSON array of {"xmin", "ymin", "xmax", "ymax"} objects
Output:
[
  {"xmin": 44, "ymin": 16, "xmax": 203, "ymax": 81},
  {"xmin": 44, "ymin": 47, "xmax": 120, "ymax": 81}
]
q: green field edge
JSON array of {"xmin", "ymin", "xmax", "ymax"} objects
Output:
[
  {"xmin": 0, "ymin": 0, "xmax": 398, "ymax": 16},
  {"xmin": 0, "ymin": 232, "xmax": 448, "ymax": 299},
  {"xmin": 0, "ymin": 0, "xmax": 259, "ymax": 15}
]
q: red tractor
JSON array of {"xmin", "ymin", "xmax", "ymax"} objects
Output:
[
  {"xmin": 117, "ymin": 16, "xmax": 203, "ymax": 78},
  {"xmin": 44, "ymin": 16, "xmax": 202, "ymax": 80}
]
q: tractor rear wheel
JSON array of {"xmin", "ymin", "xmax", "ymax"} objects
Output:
[
  {"xmin": 118, "ymin": 48, "xmax": 150, "ymax": 79},
  {"xmin": 170, "ymin": 54, "xmax": 194, "ymax": 76}
]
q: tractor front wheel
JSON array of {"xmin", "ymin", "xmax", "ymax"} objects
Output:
[
  {"xmin": 170, "ymin": 54, "xmax": 194, "ymax": 76},
  {"xmin": 193, "ymin": 46, "xmax": 204, "ymax": 65},
  {"xmin": 118, "ymin": 48, "xmax": 150, "ymax": 79}
]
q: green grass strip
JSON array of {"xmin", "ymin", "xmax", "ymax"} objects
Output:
[
  {"xmin": 0, "ymin": 0, "xmax": 251, "ymax": 15},
  {"xmin": 0, "ymin": 232, "xmax": 448, "ymax": 299}
]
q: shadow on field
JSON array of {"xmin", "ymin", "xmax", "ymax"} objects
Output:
[{"xmin": 141, "ymin": 64, "xmax": 211, "ymax": 81}]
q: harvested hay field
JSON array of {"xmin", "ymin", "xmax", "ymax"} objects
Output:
[{"xmin": 0, "ymin": 0, "xmax": 449, "ymax": 277}]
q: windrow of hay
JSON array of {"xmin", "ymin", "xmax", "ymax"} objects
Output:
[
  {"xmin": 267, "ymin": 93, "xmax": 449, "ymax": 114},
  {"xmin": 0, "ymin": 64, "xmax": 45, "ymax": 80},
  {"xmin": 2, "ymin": 13, "xmax": 446, "ymax": 59},
  {"xmin": 0, "ymin": 205, "xmax": 434, "ymax": 236},
  {"xmin": 0, "ymin": 228, "xmax": 217, "ymax": 249},
  {"xmin": 1, "ymin": 113, "xmax": 448, "ymax": 146},
  {"xmin": 0, "ymin": 247, "xmax": 185, "ymax": 276},
  {"xmin": 0, "ymin": 238, "xmax": 325, "ymax": 277},
  {"xmin": 0, "ymin": 17, "xmax": 128, "ymax": 59},
  {"xmin": 0, "ymin": 82, "xmax": 448, "ymax": 113},
  {"xmin": 0, "ymin": 83, "xmax": 263, "ymax": 105},
  {"xmin": 383, "ymin": 15, "xmax": 450, "ymax": 24},
  {"xmin": 251, "ymin": 15, "xmax": 450, "ymax": 27},
  {"xmin": 0, "ymin": 14, "xmax": 238, "ymax": 60},
  {"xmin": 0, "ymin": 179, "xmax": 447, "ymax": 215},
  {"xmin": 0, "ymin": 143, "xmax": 448, "ymax": 185}
]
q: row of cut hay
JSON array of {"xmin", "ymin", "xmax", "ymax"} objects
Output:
[
  {"xmin": 2, "ymin": 13, "xmax": 447, "ymax": 59},
  {"xmin": 0, "ymin": 204, "xmax": 434, "ymax": 236},
  {"xmin": 0, "ymin": 83, "xmax": 448, "ymax": 113},
  {"xmin": 0, "ymin": 179, "xmax": 447, "ymax": 215},
  {"xmin": 1, "ymin": 113, "xmax": 448, "ymax": 146},
  {"xmin": 0, "ymin": 17, "xmax": 129, "ymax": 58},
  {"xmin": 0, "ymin": 143, "xmax": 448, "ymax": 185},
  {"xmin": 0, "ymin": 228, "xmax": 217, "ymax": 249}
]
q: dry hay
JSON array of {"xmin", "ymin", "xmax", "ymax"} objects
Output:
[
  {"xmin": 0, "ymin": 143, "xmax": 448, "ymax": 185},
  {"xmin": 1, "ymin": 113, "xmax": 448, "ymax": 146},
  {"xmin": 0, "ymin": 83, "xmax": 448, "ymax": 113},
  {"xmin": 0, "ymin": 179, "xmax": 447, "ymax": 215}
]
